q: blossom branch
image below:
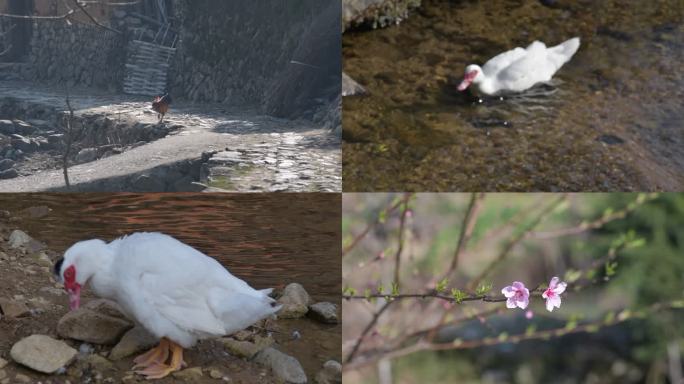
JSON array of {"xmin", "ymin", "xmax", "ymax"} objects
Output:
[
  {"xmin": 393, "ymin": 193, "xmax": 412, "ymax": 288},
  {"xmin": 527, "ymin": 193, "xmax": 657, "ymax": 240}
]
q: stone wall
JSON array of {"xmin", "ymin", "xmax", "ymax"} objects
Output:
[
  {"xmin": 26, "ymin": 22, "xmax": 125, "ymax": 91},
  {"xmin": 169, "ymin": 0, "xmax": 340, "ymax": 119}
]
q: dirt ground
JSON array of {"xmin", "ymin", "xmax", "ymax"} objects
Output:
[{"xmin": 0, "ymin": 215, "xmax": 337, "ymax": 384}]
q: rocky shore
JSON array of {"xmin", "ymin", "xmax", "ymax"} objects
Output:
[{"xmin": 0, "ymin": 220, "xmax": 340, "ymax": 383}]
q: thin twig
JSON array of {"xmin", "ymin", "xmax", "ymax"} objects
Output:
[
  {"xmin": 444, "ymin": 193, "xmax": 485, "ymax": 280},
  {"xmin": 527, "ymin": 193, "xmax": 656, "ymax": 240},
  {"xmin": 393, "ymin": 194, "xmax": 411, "ymax": 288},
  {"xmin": 469, "ymin": 194, "xmax": 567, "ymax": 290},
  {"xmin": 345, "ymin": 301, "xmax": 394, "ymax": 364},
  {"xmin": 342, "ymin": 196, "xmax": 407, "ymax": 258}
]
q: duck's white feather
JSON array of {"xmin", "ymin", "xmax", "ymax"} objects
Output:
[
  {"xmin": 70, "ymin": 232, "xmax": 280, "ymax": 348},
  {"xmin": 469, "ymin": 38, "xmax": 580, "ymax": 95}
]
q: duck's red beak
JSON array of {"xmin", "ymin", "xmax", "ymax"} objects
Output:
[
  {"xmin": 67, "ymin": 284, "xmax": 81, "ymax": 310},
  {"xmin": 457, "ymin": 70, "xmax": 478, "ymax": 91}
]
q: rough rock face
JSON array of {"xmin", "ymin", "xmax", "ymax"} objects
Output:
[
  {"xmin": 109, "ymin": 326, "xmax": 158, "ymax": 360},
  {"xmin": 307, "ymin": 302, "xmax": 339, "ymax": 324},
  {"xmin": 26, "ymin": 23, "xmax": 124, "ymax": 90},
  {"xmin": 277, "ymin": 283, "xmax": 311, "ymax": 319},
  {"xmin": 343, "ymin": 0, "xmax": 422, "ymax": 30},
  {"xmin": 10, "ymin": 335, "xmax": 78, "ymax": 374},
  {"xmin": 263, "ymin": 1, "xmax": 341, "ymax": 121},
  {"xmin": 315, "ymin": 360, "xmax": 342, "ymax": 384},
  {"xmin": 255, "ymin": 348, "xmax": 307, "ymax": 384},
  {"xmin": 57, "ymin": 299, "xmax": 133, "ymax": 344}
]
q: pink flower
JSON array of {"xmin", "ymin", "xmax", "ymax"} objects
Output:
[
  {"xmin": 501, "ymin": 281, "xmax": 530, "ymax": 310},
  {"xmin": 542, "ymin": 277, "xmax": 567, "ymax": 312},
  {"xmin": 525, "ymin": 310, "xmax": 534, "ymax": 319}
]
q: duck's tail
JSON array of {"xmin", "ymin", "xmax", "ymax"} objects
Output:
[{"xmin": 548, "ymin": 37, "xmax": 580, "ymax": 69}]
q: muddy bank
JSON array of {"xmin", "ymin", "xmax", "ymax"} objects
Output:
[
  {"xmin": 343, "ymin": 0, "xmax": 684, "ymax": 191},
  {"xmin": 0, "ymin": 217, "xmax": 341, "ymax": 383}
]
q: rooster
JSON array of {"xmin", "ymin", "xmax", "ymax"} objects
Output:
[{"xmin": 152, "ymin": 92, "xmax": 172, "ymax": 123}]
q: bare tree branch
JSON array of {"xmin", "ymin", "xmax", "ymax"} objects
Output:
[{"xmin": 62, "ymin": 87, "xmax": 75, "ymax": 190}]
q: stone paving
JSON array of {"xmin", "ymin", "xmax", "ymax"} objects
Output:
[{"xmin": 0, "ymin": 82, "xmax": 340, "ymax": 192}]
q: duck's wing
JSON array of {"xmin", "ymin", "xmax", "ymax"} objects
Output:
[
  {"xmin": 139, "ymin": 271, "xmax": 227, "ymax": 335},
  {"xmin": 495, "ymin": 41, "xmax": 557, "ymax": 86},
  {"xmin": 481, "ymin": 46, "xmax": 526, "ymax": 77}
]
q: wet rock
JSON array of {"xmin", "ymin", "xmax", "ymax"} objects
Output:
[
  {"xmin": 255, "ymin": 347, "xmax": 307, "ymax": 384},
  {"xmin": 10, "ymin": 334, "xmax": 78, "ymax": 373},
  {"xmin": 342, "ymin": 73, "xmax": 367, "ymax": 97},
  {"xmin": 0, "ymin": 298, "xmax": 30, "ymax": 318},
  {"xmin": 19, "ymin": 205, "xmax": 51, "ymax": 219},
  {"xmin": 0, "ymin": 357, "xmax": 7, "ymax": 368},
  {"xmin": 598, "ymin": 134, "xmax": 625, "ymax": 145},
  {"xmin": 307, "ymin": 302, "xmax": 338, "ymax": 324},
  {"xmin": 277, "ymin": 283, "xmax": 311, "ymax": 319},
  {"xmin": 344, "ymin": 0, "xmax": 421, "ymax": 30},
  {"xmin": 315, "ymin": 360, "xmax": 342, "ymax": 384},
  {"xmin": 172, "ymin": 367, "xmax": 204, "ymax": 380},
  {"xmin": 0, "ymin": 120, "xmax": 14, "ymax": 135},
  {"xmin": 0, "ymin": 169, "xmax": 17, "ymax": 180},
  {"xmin": 109, "ymin": 326, "xmax": 158, "ymax": 360},
  {"xmin": 220, "ymin": 335, "xmax": 274, "ymax": 359},
  {"xmin": 57, "ymin": 299, "xmax": 133, "ymax": 344},
  {"xmin": 0, "ymin": 159, "xmax": 14, "ymax": 171}
]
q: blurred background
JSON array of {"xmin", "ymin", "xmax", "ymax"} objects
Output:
[{"xmin": 342, "ymin": 193, "xmax": 684, "ymax": 383}]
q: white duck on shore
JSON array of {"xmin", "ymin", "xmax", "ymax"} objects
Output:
[
  {"xmin": 457, "ymin": 37, "xmax": 580, "ymax": 96},
  {"xmin": 54, "ymin": 232, "xmax": 281, "ymax": 379}
]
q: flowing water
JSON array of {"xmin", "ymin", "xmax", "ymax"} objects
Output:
[
  {"xmin": 0, "ymin": 193, "xmax": 341, "ymax": 376},
  {"xmin": 343, "ymin": 0, "xmax": 684, "ymax": 191}
]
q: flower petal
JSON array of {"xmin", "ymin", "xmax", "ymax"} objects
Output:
[
  {"xmin": 545, "ymin": 295, "xmax": 561, "ymax": 312},
  {"xmin": 553, "ymin": 281, "xmax": 567, "ymax": 295},
  {"xmin": 506, "ymin": 298, "xmax": 517, "ymax": 309},
  {"xmin": 516, "ymin": 295, "xmax": 529, "ymax": 310},
  {"xmin": 512, "ymin": 281, "xmax": 526, "ymax": 291},
  {"xmin": 502, "ymin": 286, "xmax": 516, "ymax": 298},
  {"xmin": 549, "ymin": 276, "xmax": 559, "ymax": 289}
]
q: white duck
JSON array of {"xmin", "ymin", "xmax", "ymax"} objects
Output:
[
  {"xmin": 457, "ymin": 37, "xmax": 580, "ymax": 95},
  {"xmin": 54, "ymin": 232, "xmax": 281, "ymax": 379}
]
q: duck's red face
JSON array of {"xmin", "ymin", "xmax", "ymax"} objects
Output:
[
  {"xmin": 63, "ymin": 265, "xmax": 82, "ymax": 310},
  {"xmin": 457, "ymin": 69, "xmax": 479, "ymax": 91}
]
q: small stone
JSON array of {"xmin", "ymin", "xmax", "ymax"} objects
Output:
[
  {"xmin": 75, "ymin": 148, "xmax": 99, "ymax": 164},
  {"xmin": 109, "ymin": 326, "xmax": 158, "ymax": 360},
  {"xmin": 172, "ymin": 367, "xmax": 204, "ymax": 380},
  {"xmin": 315, "ymin": 360, "xmax": 341, "ymax": 384},
  {"xmin": 0, "ymin": 358, "xmax": 6, "ymax": 369},
  {"xmin": 254, "ymin": 348, "xmax": 307, "ymax": 384},
  {"xmin": 277, "ymin": 283, "xmax": 311, "ymax": 319},
  {"xmin": 0, "ymin": 169, "xmax": 19, "ymax": 180},
  {"xmin": 0, "ymin": 298, "xmax": 30, "ymax": 318},
  {"xmin": 8, "ymin": 230, "xmax": 32, "ymax": 249},
  {"xmin": 10, "ymin": 334, "xmax": 78, "ymax": 373},
  {"xmin": 0, "ymin": 370, "xmax": 5, "ymax": 380},
  {"xmin": 14, "ymin": 374, "xmax": 31, "ymax": 383},
  {"xmin": 80, "ymin": 354, "xmax": 114, "ymax": 372},
  {"xmin": 220, "ymin": 335, "xmax": 273, "ymax": 359},
  {"xmin": 209, "ymin": 368, "xmax": 223, "ymax": 379},
  {"xmin": 308, "ymin": 302, "xmax": 338, "ymax": 324},
  {"xmin": 57, "ymin": 299, "xmax": 133, "ymax": 344}
]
